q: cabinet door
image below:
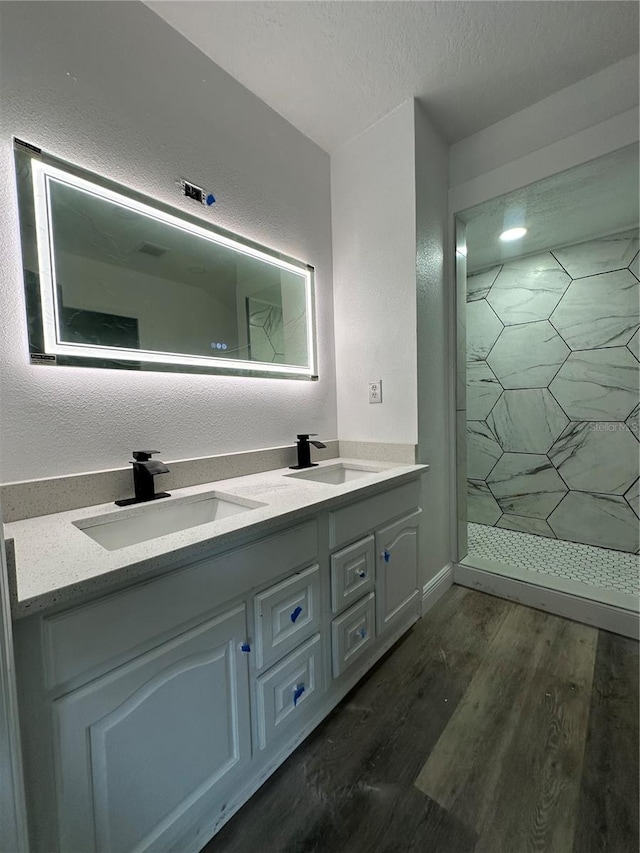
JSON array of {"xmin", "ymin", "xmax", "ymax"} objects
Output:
[
  {"xmin": 375, "ymin": 510, "xmax": 421, "ymax": 636},
  {"xmin": 52, "ymin": 605, "xmax": 251, "ymax": 853}
]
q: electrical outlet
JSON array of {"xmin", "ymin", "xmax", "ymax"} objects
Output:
[{"xmin": 368, "ymin": 380, "xmax": 382, "ymax": 404}]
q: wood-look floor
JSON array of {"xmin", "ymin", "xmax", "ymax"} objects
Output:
[{"xmin": 202, "ymin": 587, "xmax": 639, "ymax": 853}]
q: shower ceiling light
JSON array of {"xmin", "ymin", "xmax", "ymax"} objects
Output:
[{"xmin": 500, "ymin": 227, "xmax": 527, "ymax": 242}]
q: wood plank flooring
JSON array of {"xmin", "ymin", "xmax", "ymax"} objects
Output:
[{"xmin": 202, "ymin": 587, "xmax": 639, "ymax": 853}]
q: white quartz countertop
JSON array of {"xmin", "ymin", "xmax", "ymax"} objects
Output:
[{"xmin": 5, "ymin": 458, "xmax": 427, "ymax": 618}]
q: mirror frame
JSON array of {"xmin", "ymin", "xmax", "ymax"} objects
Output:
[{"xmin": 14, "ymin": 139, "xmax": 318, "ymax": 380}]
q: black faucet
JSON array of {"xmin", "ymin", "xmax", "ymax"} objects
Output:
[
  {"xmin": 290, "ymin": 434, "xmax": 327, "ymax": 470},
  {"xmin": 115, "ymin": 451, "xmax": 171, "ymax": 506}
]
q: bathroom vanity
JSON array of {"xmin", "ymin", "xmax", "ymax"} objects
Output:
[{"xmin": 8, "ymin": 459, "xmax": 427, "ymax": 853}]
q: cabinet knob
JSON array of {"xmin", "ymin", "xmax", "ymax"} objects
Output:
[
  {"xmin": 358, "ymin": 571, "xmax": 366, "ymax": 578},
  {"xmin": 382, "ymin": 550, "xmax": 391, "ymax": 562},
  {"xmin": 293, "ymin": 683, "xmax": 305, "ymax": 706},
  {"xmin": 358, "ymin": 627, "xmax": 367, "ymax": 640},
  {"xmin": 290, "ymin": 605, "xmax": 303, "ymax": 623},
  {"xmin": 240, "ymin": 642, "xmax": 251, "ymax": 653}
]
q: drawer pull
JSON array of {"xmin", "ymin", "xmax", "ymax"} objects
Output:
[
  {"xmin": 358, "ymin": 570, "xmax": 366, "ymax": 578},
  {"xmin": 382, "ymin": 550, "xmax": 391, "ymax": 562},
  {"xmin": 290, "ymin": 605, "xmax": 303, "ymax": 623},
  {"xmin": 240, "ymin": 642, "xmax": 251, "ymax": 653},
  {"xmin": 293, "ymin": 683, "xmax": 305, "ymax": 706},
  {"xmin": 358, "ymin": 627, "xmax": 367, "ymax": 640}
]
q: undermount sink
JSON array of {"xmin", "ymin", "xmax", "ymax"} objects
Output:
[
  {"xmin": 285, "ymin": 462, "xmax": 384, "ymax": 485},
  {"xmin": 74, "ymin": 492, "xmax": 264, "ymax": 551}
]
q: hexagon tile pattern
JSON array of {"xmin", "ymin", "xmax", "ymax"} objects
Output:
[
  {"xmin": 467, "ymin": 421, "xmax": 503, "ymax": 480},
  {"xmin": 626, "ymin": 404, "xmax": 639, "ymax": 440},
  {"xmin": 467, "ymin": 480, "xmax": 502, "ymax": 526},
  {"xmin": 496, "ymin": 514, "xmax": 556, "ymax": 538},
  {"xmin": 625, "ymin": 478, "xmax": 639, "ymax": 518},
  {"xmin": 466, "ymin": 300, "xmax": 503, "ymax": 360},
  {"xmin": 551, "ymin": 230, "xmax": 639, "ymax": 279},
  {"xmin": 467, "ymin": 267, "xmax": 501, "ymax": 302},
  {"xmin": 549, "ymin": 422, "xmax": 639, "ymax": 495},
  {"xmin": 466, "ymin": 229, "xmax": 639, "ymax": 554},
  {"xmin": 486, "ymin": 253, "xmax": 571, "ymax": 326},
  {"xmin": 549, "ymin": 269, "xmax": 639, "ymax": 350},
  {"xmin": 487, "ymin": 453, "xmax": 567, "ymax": 519},
  {"xmin": 466, "ymin": 361, "xmax": 502, "ymax": 421},
  {"xmin": 548, "ymin": 492, "xmax": 640, "ymax": 552},
  {"xmin": 467, "ymin": 523, "xmax": 639, "ymax": 596},
  {"xmin": 488, "ymin": 389, "xmax": 569, "ymax": 453},
  {"xmin": 487, "ymin": 320, "xmax": 569, "ymax": 389},
  {"xmin": 549, "ymin": 347, "xmax": 638, "ymax": 422}
]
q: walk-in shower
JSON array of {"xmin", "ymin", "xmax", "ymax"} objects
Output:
[{"xmin": 455, "ymin": 144, "xmax": 639, "ymax": 615}]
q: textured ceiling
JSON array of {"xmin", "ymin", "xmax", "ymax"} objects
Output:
[
  {"xmin": 460, "ymin": 143, "xmax": 640, "ymax": 272},
  {"xmin": 146, "ymin": 1, "xmax": 639, "ymax": 152}
]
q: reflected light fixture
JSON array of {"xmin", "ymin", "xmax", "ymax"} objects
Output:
[{"xmin": 500, "ymin": 227, "xmax": 527, "ymax": 242}]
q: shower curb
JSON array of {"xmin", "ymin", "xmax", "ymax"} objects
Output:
[{"xmin": 453, "ymin": 563, "xmax": 639, "ymax": 640}]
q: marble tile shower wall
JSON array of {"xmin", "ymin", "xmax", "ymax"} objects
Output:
[{"xmin": 466, "ymin": 230, "xmax": 640, "ymax": 553}]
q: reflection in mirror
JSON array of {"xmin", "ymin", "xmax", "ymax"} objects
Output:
[{"xmin": 15, "ymin": 143, "xmax": 316, "ymax": 378}]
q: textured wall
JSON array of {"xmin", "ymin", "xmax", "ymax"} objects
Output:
[
  {"xmin": 331, "ymin": 98, "xmax": 452, "ymax": 589},
  {"xmin": 466, "ymin": 230, "xmax": 639, "ymax": 553},
  {"xmin": 331, "ymin": 100, "xmax": 418, "ymax": 445},
  {"xmin": 415, "ymin": 101, "xmax": 453, "ymax": 585},
  {"xmin": 449, "ymin": 56, "xmax": 639, "ymax": 188},
  {"xmin": 448, "ymin": 54, "xmax": 639, "ymax": 220},
  {"xmin": 0, "ymin": 1, "xmax": 335, "ymax": 483}
]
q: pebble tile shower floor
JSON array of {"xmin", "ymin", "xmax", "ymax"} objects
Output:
[{"xmin": 467, "ymin": 522, "xmax": 640, "ymax": 596}]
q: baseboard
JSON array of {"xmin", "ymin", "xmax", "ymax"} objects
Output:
[
  {"xmin": 454, "ymin": 563, "xmax": 639, "ymax": 640},
  {"xmin": 422, "ymin": 563, "xmax": 454, "ymax": 615}
]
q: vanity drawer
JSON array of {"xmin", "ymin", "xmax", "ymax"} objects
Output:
[
  {"xmin": 255, "ymin": 633, "xmax": 324, "ymax": 750},
  {"xmin": 331, "ymin": 536, "xmax": 375, "ymax": 614},
  {"xmin": 253, "ymin": 564, "xmax": 321, "ymax": 669},
  {"xmin": 43, "ymin": 520, "xmax": 317, "ymax": 690},
  {"xmin": 331, "ymin": 593, "xmax": 375, "ymax": 678},
  {"xmin": 329, "ymin": 479, "xmax": 420, "ymax": 549}
]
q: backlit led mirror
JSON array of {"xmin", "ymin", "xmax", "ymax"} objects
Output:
[{"xmin": 14, "ymin": 141, "xmax": 317, "ymax": 378}]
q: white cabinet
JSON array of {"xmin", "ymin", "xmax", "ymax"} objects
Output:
[
  {"xmin": 331, "ymin": 592, "xmax": 375, "ymax": 677},
  {"xmin": 255, "ymin": 633, "xmax": 324, "ymax": 750},
  {"xmin": 52, "ymin": 605, "xmax": 251, "ymax": 853},
  {"xmin": 253, "ymin": 564, "xmax": 321, "ymax": 669},
  {"xmin": 330, "ymin": 536, "xmax": 375, "ymax": 614},
  {"xmin": 328, "ymin": 488, "xmax": 422, "ymax": 675},
  {"xmin": 16, "ymin": 473, "xmax": 425, "ymax": 853},
  {"xmin": 375, "ymin": 510, "xmax": 421, "ymax": 636},
  {"xmin": 42, "ymin": 520, "xmax": 318, "ymax": 691},
  {"xmin": 252, "ymin": 564, "xmax": 326, "ymax": 748}
]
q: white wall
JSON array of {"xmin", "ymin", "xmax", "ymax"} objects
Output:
[
  {"xmin": 331, "ymin": 100, "xmax": 418, "ymax": 445},
  {"xmin": 331, "ymin": 99, "xmax": 452, "ymax": 587},
  {"xmin": 414, "ymin": 103, "xmax": 452, "ymax": 584},
  {"xmin": 449, "ymin": 55, "xmax": 640, "ymax": 214},
  {"xmin": 0, "ymin": 520, "xmax": 27, "ymax": 850},
  {"xmin": 0, "ymin": 1, "xmax": 335, "ymax": 482}
]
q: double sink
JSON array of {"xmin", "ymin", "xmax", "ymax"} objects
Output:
[{"xmin": 75, "ymin": 463, "xmax": 383, "ymax": 551}]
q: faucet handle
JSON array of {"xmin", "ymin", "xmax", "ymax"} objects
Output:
[
  {"xmin": 296, "ymin": 434, "xmax": 317, "ymax": 440},
  {"xmin": 132, "ymin": 450, "xmax": 161, "ymax": 461}
]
